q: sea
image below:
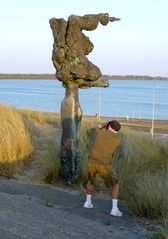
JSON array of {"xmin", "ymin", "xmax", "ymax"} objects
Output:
[{"xmin": 0, "ymin": 79, "xmax": 168, "ymax": 120}]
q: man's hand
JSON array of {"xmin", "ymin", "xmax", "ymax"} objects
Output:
[{"xmin": 98, "ymin": 122, "xmax": 108, "ymax": 129}]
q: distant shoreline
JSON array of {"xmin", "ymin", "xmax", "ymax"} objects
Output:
[{"xmin": 0, "ymin": 74, "xmax": 168, "ymax": 81}]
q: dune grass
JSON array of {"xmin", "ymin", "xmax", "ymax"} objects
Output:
[
  {"xmin": 18, "ymin": 110, "xmax": 168, "ymax": 237},
  {"xmin": 41, "ymin": 140, "xmax": 61, "ymax": 184},
  {"xmin": 112, "ymin": 133, "xmax": 168, "ymax": 219},
  {"xmin": 16, "ymin": 111, "xmax": 167, "ymax": 222},
  {"xmin": 1, "ymin": 104, "xmax": 167, "ymax": 235},
  {"xmin": 17, "ymin": 109, "xmax": 62, "ymax": 183},
  {"xmin": 19, "ymin": 109, "xmax": 61, "ymax": 127},
  {"xmin": 113, "ymin": 133, "xmax": 168, "ymax": 238},
  {"xmin": 79, "ymin": 120, "xmax": 98, "ymax": 180},
  {"xmin": 0, "ymin": 104, "xmax": 33, "ymax": 177}
]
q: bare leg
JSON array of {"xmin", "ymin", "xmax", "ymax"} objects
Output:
[
  {"xmin": 86, "ymin": 181, "xmax": 94, "ymax": 195},
  {"xmin": 83, "ymin": 181, "xmax": 94, "ymax": 208},
  {"xmin": 110, "ymin": 183, "xmax": 123, "ymax": 217},
  {"xmin": 112, "ymin": 182, "xmax": 119, "ymax": 199}
]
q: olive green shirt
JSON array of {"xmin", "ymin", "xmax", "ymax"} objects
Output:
[{"xmin": 91, "ymin": 129, "xmax": 120, "ymax": 165}]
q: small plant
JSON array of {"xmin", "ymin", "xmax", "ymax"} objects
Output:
[
  {"xmin": 44, "ymin": 198, "xmax": 53, "ymax": 208},
  {"xmin": 152, "ymin": 217, "xmax": 168, "ymax": 239},
  {"xmin": 105, "ymin": 219, "xmax": 112, "ymax": 226}
]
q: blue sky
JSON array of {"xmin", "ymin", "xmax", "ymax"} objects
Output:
[{"xmin": 0, "ymin": 0, "xmax": 168, "ymax": 76}]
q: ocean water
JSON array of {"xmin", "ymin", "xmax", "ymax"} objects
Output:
[{"xmin": 0, "ymin": 79, "xmax": 168, "ymax": 120}]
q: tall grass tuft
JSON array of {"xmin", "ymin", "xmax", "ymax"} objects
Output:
[
  {"xmin": 113, "ymin": 132, "xmax": 168, "ymax": 219},
  {"xmin": 0, "ymin": 104, "xmax": 33, "ymax": 177},
  {"xmin": 124, "ymin": 172, "xmax": 168, "ymax": 218},
  {"xmin": 42, "ymin": 140, "xmax": 61, "ymax": 184},
  {"xmin": 80, "ymin": 120, "xmax": 98, "ymax": 181},
  {"xmin": 19, "ymin": 109, "xmax": 61, "ymax": 127},
  {"xmin": 19, "ymin": 109, "xmax": 48, "ymax": 125}
]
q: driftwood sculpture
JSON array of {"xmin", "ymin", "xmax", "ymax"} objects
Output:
[{"xmin": 49, "ymin": 13, "xmax": 120, "ymax": 184}]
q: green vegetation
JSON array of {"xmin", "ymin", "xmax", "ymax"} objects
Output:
[
  {"xmin": 19, "ymin": 108, "xmax": 60, "ymax": 127},
  {"xmin": 42, "ymin": 140, "xmax": 61, "ymax": 184},
  {"xmin": 44, "ymin": 198, "xmax": 54, "ymax": 208},
  {"xmin": 18, "ymin": 108, "xmax": 61, "ymax": 183},
  {"xmin": 0, "ymin": 74, "xmax": 55, "ymax": 79},
  {"xmin": 104, "ymin": 74, "xmax": 168, "ymax": 81},
  {"xmin": 152, "ymin": 218, "xmax": 168, "ymax": 239},
  {"xmin": 0, "ymin": 73, "xmax": 168, "ymax": 80},
  {"xmin": 113, "ymin": 133, "xmax": 168, "ymax": 219}
]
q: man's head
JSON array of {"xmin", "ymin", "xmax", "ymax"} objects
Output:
[{"xmin": 106, "ymin": 120, "xmax": 121, "ymax": 132}]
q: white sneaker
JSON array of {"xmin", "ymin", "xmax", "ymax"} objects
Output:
[
  {"xmin": 83, "ymin": 201, "xmax": 93, "ymax": 209},
  {"xmin": 110, "ymin": 209, "xmax": 123, "ymax": 217}
]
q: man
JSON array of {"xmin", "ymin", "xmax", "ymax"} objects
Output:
[{"xmin": 83, "ymin": 120, "xmax": 122, "ymax": 217}]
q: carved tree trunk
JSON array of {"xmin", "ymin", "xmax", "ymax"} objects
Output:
[{"xmin": 60, "ymin": 83, "xmax": 82, "ymax": 184}]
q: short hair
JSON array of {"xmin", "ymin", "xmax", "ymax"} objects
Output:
[{"xmin": 106, "ymin": 120, "xmax": 121, "ymax": 131}]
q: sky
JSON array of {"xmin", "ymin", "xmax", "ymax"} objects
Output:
[{"xmin": 0, "ymin": 0, "xmax": 168, "ymax": 76}]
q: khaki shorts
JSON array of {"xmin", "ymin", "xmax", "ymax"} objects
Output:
[{"xmin": 87, "ymin": 160, "xmax": 119, "ymax": 187}]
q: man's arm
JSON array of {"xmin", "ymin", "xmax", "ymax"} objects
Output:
[{"xmin": 98, "ymin": 121, "xmax": 109, "ymax": 130}]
